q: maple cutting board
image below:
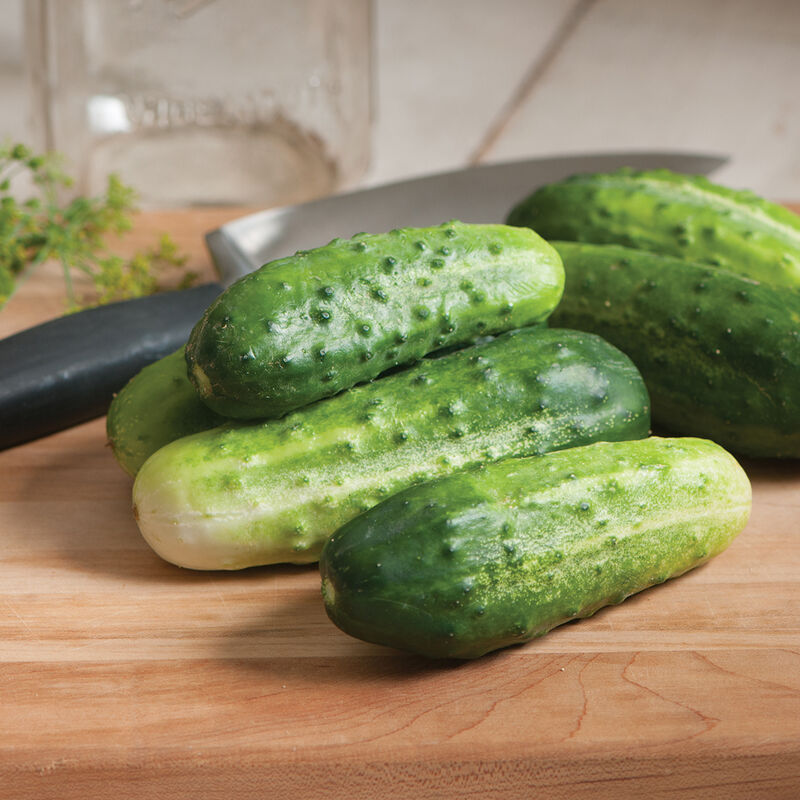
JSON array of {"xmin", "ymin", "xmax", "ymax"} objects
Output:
[{"xmin": 1, "ymin": 210, "xmax": 799, "ymax": 800}]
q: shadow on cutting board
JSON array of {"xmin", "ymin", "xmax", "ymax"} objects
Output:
[
  {"xmin": 209, "ymin": 575, "xmax": 625, "ymax": 683},
  {"xmin": 213, "ymin": 584, "xmax": 508, "ymax": 683}
]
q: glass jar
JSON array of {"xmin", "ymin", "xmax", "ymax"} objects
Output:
[{"xmin": 25, "ymin": 0, "xmax": 373, "ymax": 207}]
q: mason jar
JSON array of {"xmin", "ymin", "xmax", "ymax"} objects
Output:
[{"xmin": 25, "ymin": 0, "xmax": 373, "ymax": 207}]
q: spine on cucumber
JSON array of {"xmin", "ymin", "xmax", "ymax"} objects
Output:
[
  {"xmin": 320, "ymin": 437, "xmax": 751, "ymax": 659},
  {"xmin": 506, "ymin": 168, "xmax": 800, "ymax": 287},
  {"xmin": 185, "ymin": 221, "xmax": 564, "ymax": 419},
  {"xmin": 133, "ymin": 327, "xmax": 650, "ymax": 570},
  {"xmin": 549, "ymin": 241, "xmax": 800, "ymax": 458}
]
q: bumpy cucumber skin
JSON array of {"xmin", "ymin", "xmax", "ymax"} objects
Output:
[
  {"xmin": 106, "ymin": 333, "xmax": 539, "ymax": 477},
  {"xmin": 133, "ymin": 327, "xmax": 650, "ymax": 570},
  {"xmin": 107, "ymin": 349, "xmax": 226, "ymax": 476},
  {"xmin": 549, "ymin": 242, "xmax": 800, "ymax": 458},
  {"xmin": 506, "ymin": 168, "xmax": 800, "ymax": 287},
  {"xmin": 320, "ymin": 437, "xmax": 751, "ymax": 660},
  {"xmin": 185, "ymin": 221, "xmax": 564, "ymax": 419}
]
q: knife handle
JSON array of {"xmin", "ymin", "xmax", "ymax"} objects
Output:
[{"xmin": 0, "ymin": 282, "xmax": 222, "ymax": 451}]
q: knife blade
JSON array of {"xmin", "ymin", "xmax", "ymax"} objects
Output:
[
  {"xmin": 206, "ymin": 151, "xmax": 728, "ymax": 280},
  {"xmin": 0, "ymin": 151, "xmax": 726, "ymax": 450}
]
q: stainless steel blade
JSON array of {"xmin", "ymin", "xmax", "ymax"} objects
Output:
[{"xmin": 206, "ymin": 151, "xmax": 727, "ymax": 282}]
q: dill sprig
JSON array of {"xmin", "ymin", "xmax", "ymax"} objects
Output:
[{"xmin": 0, "ymin": 142, "xmax": 195, "ymax": 311}]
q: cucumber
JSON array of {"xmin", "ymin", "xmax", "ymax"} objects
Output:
[
  {"xmin": 185, "ymin": 221, "xmax": 564, "ymax": 419},
  {"xmin": 106, "ymin": 349, "xmax": 227, "ymax": 476},
  {"xmin": 133, "ymin": 327, "xmax": 650, "ymax": 570},
  {"xmin": 105, "ymin": 333, "xmax": 525, "ymax": 477},
  {"xmin": 506, "ymin": 168, "xmax": 800, "ymax": 287},
  {"xmin": 320, "ymin": 437, "xmax": 751, "ymax": 659},
  {"xmin": 549, "ymin": 242, "xmax": 800, "ymax": 458}
]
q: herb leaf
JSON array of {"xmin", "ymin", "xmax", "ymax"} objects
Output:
[{"xmin": 0, "ymin": 141, "xmax": 194, "ymax": 312}]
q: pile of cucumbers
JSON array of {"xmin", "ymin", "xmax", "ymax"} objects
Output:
[{"xmin": 108, "ymin": 169, "xmax": 800, "ymax": 659}]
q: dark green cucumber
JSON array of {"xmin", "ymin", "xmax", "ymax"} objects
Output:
[
  {"xmin": 185, "ymin": 221, "xmax": 564, "ymax": 419},
  {"xmin": 133, "ymin": 327, "xmax": 650, "ymax": 569},
  {"xmin": 506, "ymin": 168, "xmax": 800, "ymax": 287},
  {"xmin": 549, "ymin": 242, "xmax": 800, "ymax": 458},
  {"xmin": 107, "ymin": 348, "xmax": 227, "ymax": 476},
  {"xmin": 320, "ymin": 437, "xmax": 751, "ymax": 659}
]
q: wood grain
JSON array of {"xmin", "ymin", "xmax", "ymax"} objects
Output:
[{"xmin": 1, "ymin": 209, "xmax": 799, "ymax": 799}]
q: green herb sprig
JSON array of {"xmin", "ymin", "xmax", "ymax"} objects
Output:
[{"xmin": 0, "ymin": 141, "xmax": 195, "ymax": 311}]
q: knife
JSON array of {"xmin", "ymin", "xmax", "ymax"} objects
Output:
[{"xmin": 0, "ymin": 151, "xmax": 726, "ymax": 450}]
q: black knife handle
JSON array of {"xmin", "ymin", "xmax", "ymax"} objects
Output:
[{"xmin": 0, "ymin": 282, "xmax": 223, "ymax": 451}]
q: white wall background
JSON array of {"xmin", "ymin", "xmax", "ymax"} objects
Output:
[{"xmin": 1, "ymin": 0, "xmax": 798, "ymax": 200}]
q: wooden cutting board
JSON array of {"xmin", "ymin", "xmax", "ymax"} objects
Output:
[{"xmin": 1, "ymin": 210, "xmax": 799, "ymax": 800}]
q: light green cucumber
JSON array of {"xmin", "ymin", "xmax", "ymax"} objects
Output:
[
  {"xmin": 185, "ymin": 221, "xmax": 564, "ymax": 419},
  {"xmin": 133, "ymin": 327, "xmax": 650, "ymax": 570},
  {"xmin": 107, "ymin": 349, "xmax": 226, "ymax": 476},
  {"xmin": 320, "ymin": 437, "xmax": 751, "ymax": 659},
  {"xmin": 105, "ymin": 332, "xmax": 531, "ymax": 476},
  {"xmin": 549, "ymin": 241, "xmax": 800, "ymax": 457},
  {"xmin": 506, "ymin": 168, "xmax": 800, "ymax": 287}
]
